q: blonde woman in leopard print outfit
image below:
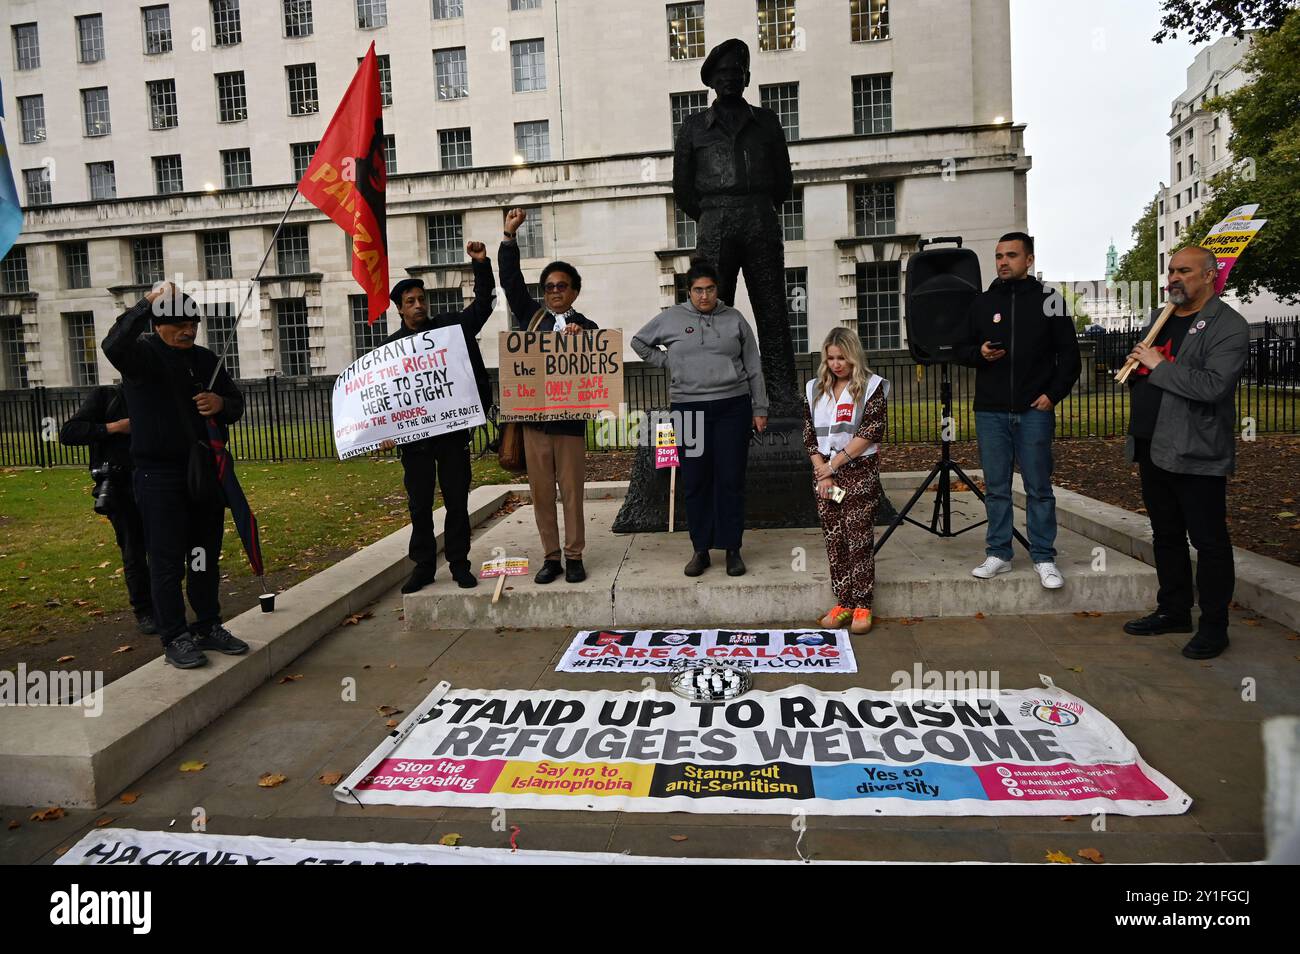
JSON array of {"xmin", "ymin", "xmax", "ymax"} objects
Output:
[{"xmin": 802, "ymin": 328, "xmax": 889, "ymax": 635}]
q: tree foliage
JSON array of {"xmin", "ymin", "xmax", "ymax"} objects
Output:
[{"xmin": 1154, "ymin": 0, "xmax": 1297, "ymax": 44}]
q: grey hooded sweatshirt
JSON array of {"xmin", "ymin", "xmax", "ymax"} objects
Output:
[{"xmin": 631, "ymin": 300, "xmax": 769, "ymax": 416}]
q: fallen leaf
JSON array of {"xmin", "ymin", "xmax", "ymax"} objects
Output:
[
  {"xmin": 343, "ymin": 611, "xmax": 374, "ymax": 626},
  {"xmin": 6, "ymin": 820, "xmax": 18, "ymax": 830},
  {"xmin": 974, "ymin": 612, "xmax": 986, "ymax": 620},
  {"xmin": 277, "ymin": 674, "xmax": 304, "ymax": 684},
  {"xmin": 376, "ymin": 705, "xmax": 403, "ymax": 717},
  {"xmin": 317, "ymin": 772, "xmax": 343, "ymax": 786},
  {"xmin": 1077, "ymin": 848, "xmax": 1105, "ymax": 864},
  {"xmin": 1072, "ymin": 611, "xmax": 1103, "ymax": 619},
  {"xmin": 1044, "ymin": 850, "xmax": 1074, "ymax": 864},
  {"xmin": 1068, "ymin": 666, "xmax": 1083, "ymax": 672},
  {"xmin": 179, "ymin": 760, "xmax": 207, "ymax": 773},
  {"xmin": 55, "ymin": 655, "xmax": 75, "ymax": 664},
  {"xmin": 1243, "ymin": 618, "xmax": 1262, "ymax": 627},
  {"xmin": 1059, "ymin": 816, "xmax": 1075, "ymax": 821},
  {"xmin": 119, "ymin": 792, "xmax": 141, "ymax": 804},
  {"xmin": 438, "ymin": 833, "xmax": 462, "ymax": 846},
  {"xmin": 111, "ymin": 645, "xmax": 133, "ymax": 654},
  {"xmin": 94, "ymin": 816, "xmax": 115, "ymax": 828},
  {"xmin": 29, "ymin": 806, "xmax": 65, "ymax": 822},
  {"xmin": 385, "ymin": 719, "xmax": 398, "ymax": 728},
  {"xmin": 258, "ymin": 773, "xmax": 288, "ymax": 788},
  {"xmin": 96, "ymin": 560, "xmax": 111, "ymax": 568},
  {"xmin": 669, "ymin": 834, "xmax": 689, "ymax": 842}
]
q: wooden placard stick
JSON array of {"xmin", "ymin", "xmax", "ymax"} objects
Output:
[
  {"xmin": 668, "ymin": 467, "xmax": 677, "ymax": 533},
  {"xmin": 492, "ymin": 573, "xmax": 507, "ymax": 604},
  {"xmin": 1115, "ymin": 301, "xmax": 1176, "ymax": 384}
]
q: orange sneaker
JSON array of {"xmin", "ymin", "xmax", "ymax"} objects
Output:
[
  {"xmin": 850, "ymin": 608, "xmax": 874, "ymax": 635},
  {"xmin": 820, "ymin": 605, "xmax": 852, "ymax": 628}
]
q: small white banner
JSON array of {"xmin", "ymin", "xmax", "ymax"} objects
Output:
[
  {"xmin": 558, "ymin": 629, "xmax": 857, "ymax": 673},
  {"xmin": 332, "ymin": 325, "xmax": 485, "ymax": 459}
]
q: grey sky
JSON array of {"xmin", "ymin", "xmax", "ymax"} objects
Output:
[{"xmin": 1010, "ymin": 0, "xmax": 1202, "ymax": 279}]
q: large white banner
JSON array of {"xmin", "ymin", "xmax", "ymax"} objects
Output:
[
  {"xmin": 335, "ymin": 683, "xmax": 1191, "ymax": 817},
  {"xmin": 558, "ymin": 629, "xmax": 857, "ymax": 673},
  {"xmin": 56, "ymin": 829, "xmax": 837, "ymax": 865},
  {"xmin": 332, "ymin": 325, "xmax": 486, "ymax": 459}
]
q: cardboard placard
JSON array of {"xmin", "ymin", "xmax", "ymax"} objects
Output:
[{"xmin": 498, "ymin": 330, "xmax": 624, "ymax": 422}]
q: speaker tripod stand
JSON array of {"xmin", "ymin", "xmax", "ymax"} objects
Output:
[{"xmin": 874, "ymin": 364, "xmax": 1031, "ymax": 554}]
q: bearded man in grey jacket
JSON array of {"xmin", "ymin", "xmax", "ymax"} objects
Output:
[{"xmin": 632, "ymin": 259, "xmax": 768, "ymax": 577}]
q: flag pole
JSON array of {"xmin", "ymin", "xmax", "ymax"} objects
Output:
[{"xmin": 206, "ymin": 188, "xmax": 302, "ymax": 389}]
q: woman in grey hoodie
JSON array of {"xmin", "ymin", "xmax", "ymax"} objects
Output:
[{"xmin": 631, "ymin": 259, "xmax": 768, "ymax": 577}]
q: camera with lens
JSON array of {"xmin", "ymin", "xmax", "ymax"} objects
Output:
[{"xmin": 90, "ymin": 463, "xmax": 122, "ymax": 516}]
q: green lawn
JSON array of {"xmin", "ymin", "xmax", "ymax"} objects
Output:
[{"xmin": 0, "ymin": 453, "xmax": 520, "ymax": 647}]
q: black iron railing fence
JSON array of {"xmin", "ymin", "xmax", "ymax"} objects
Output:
[{"xmin": 4, "ymin": 318, "xmax": 1296, "ymax": 468}]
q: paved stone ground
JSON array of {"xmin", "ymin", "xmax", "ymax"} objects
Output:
[{"xmin": 3, "ymin": 578, "xmax": 1295, "ymax": 864}]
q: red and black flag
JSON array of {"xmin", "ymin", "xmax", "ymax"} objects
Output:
[{"xmin": 298, "ymin": 42, "xmax": 389, "ymax": 322}]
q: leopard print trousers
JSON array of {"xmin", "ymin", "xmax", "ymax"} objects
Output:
[{"xmin": 815, "ymin": 455, "xmax": 882, "ymax": 609}]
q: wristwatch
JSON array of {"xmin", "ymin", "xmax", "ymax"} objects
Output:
[{"xmin": 503, "ymin": 231, "xmax": 515, "ymax": 239}]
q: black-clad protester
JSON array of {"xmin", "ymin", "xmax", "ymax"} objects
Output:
[
  {"xmin": 383, "ymin": 241, "xmax": 496, "ymax": 594},
  {"xmin": 58, "ymin": 384, "xmax": 155, "ymax": 634},
  {"xmin": 101, "ymin": 282, "xmax": 248, "ymax": 669}
]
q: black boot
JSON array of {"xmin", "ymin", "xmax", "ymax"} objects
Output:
[
  {"xmin": 163, "ymin": 635, "xmax": 208, "ymax": 670},
  {"xmin": 451, "ymin": 566, "xmax": 479, "ymax": 589},
  {"xmin": 726, "ymin": 549, "xmax": 746, "ymax": 577},
  {"xmin": 135, "ymin": 612, "xmax": 158, "ymax": 636},
  {"xmin": 1182, "ymin": 626, "xmax": 1229, "ymax": 660},
  {"xmin": 565, "ymin": 559, "xmax": 587, "ymax": 583},
  {"xmin": 535, "ymin": 560, "xmax": 563, "ymax": 584},
  {"xmin": 684, "ymin": 551, "xmax": 710, "ymax": 577},
  {"xmin": 1123, "ymin": 610, "xmax": 1193, "ymax": 636},
  {"xmin": 401, "ymin": 565, "xmax": 437, "ymax": 594}
]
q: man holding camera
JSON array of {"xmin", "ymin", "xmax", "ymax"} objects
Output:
[
  {"xmin": 102, "ymin": 282, "xmax": 248, "ymax": 670},
  {"xmin": 59, "ymin": 384, "xmax": 155, "ymax": 635},
  {"xmin": 957, "ymin": 232, "xmax": 1081, "ymax": 589}
]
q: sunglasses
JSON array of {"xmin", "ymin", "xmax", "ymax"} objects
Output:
[{"xmin": 544, "ymin": 282, "xmax": 571, "ymax": 293}]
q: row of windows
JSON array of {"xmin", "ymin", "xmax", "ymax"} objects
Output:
[
  {"xmin": 0, "ymin": 259, "xmax": 899, "ymax": 390},
  {"xmin": 12, "ymin": 1, "xmax": 889, "ymax": 75}
]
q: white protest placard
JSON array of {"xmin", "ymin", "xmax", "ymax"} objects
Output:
[{"xmin": 332, "ymin": 325, "xmax": 486, "ymax": 459}]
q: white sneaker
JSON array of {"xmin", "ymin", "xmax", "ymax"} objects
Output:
[
  {"xmin": 971, "ymin": 556, "xmax": 1012, "ymax": 579},
  {"xmin": 1034, "ymin": 561, "xmax": 1064, "ymax": 589}
]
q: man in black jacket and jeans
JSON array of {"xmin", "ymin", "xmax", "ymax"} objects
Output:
[
  {"xmin": 383, "ymin": 241, "xmax": 495, "ymax": 594},
  {"xmin": 500, "ymin": 208, "xmax": 598, "ymax": 584},
  {"xmin": 102, "ymin": 282, "xmax": 248, "ymax": 669},
  {"xmin": 957, "ymin": 233, "xmax": 1081, "ymax": 590},
  {"xmin": 59, "ymin": 384, "xmax": 155, "ymax": 634}
]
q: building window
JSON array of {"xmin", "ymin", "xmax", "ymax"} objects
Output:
[
  {"xmin": 276, "ymin": 299, "xmax": 311, "ymax": 376},
  {"xmin": 426, "ymin": 212, "xmax": 464, "ymax": 265},
  {"xmin": 786, "ymin": 267, "xmax": 808, "ymax": 353},
  {"xmin": 357, "ymin": 0, "xmax": 387, "ymax": 29},
  {"xmin": 511, "ymin": 0, "xmax": 543, "ymax": 9},
  {"xmin": 204, "ymin": 304, "xmax": 240, "ymax": 379},
  {"xmin": 287, "ymin": 64, "xmax": 319, "ymax": 116},
  {"xmin": 781, "ymin": 187, "xmax": 804, "ymax": 240},
  {"xmin": 291, "ymin": 142, "xmax": 319, "ymax": 181},
  {"xmin": 1174, "ymin": 137, "xmax": 1182, "ymax": 152},
  {"xmin": 756, "ymin": 0, "xmax": 797, "ymax": 52},
  {"xmin": 132, "ymin": 237, "xmax": 165, "ymax": 285},
  {"xmin": 153, "ymin": 155, "xmax": 184, "ymax": 195},
  {"xmin": 0, "ymin": 317, "xmax": 27, "ymax": 389},
  {"xmin": 203, "ymin": 231, "xmax": 233, "ymax": 280},
  {"xmin": 674, "ymin": 272, "xmax": 691, "ymax": 304},
  {"xmin": 435, "ymin": 48, "xmax": 469, "ymax": 100},
  {"xmin": 760, "ymin": 82, "xmax": 799, "ymax": 141},
  {"xmin": 1160, "ymin": 252, "xmax": 1166, "ymax": 273},
  {"xmin": 1175, "ymin": 193, "xmax": 1182, "ymax": 209},
  {"xmin": 212, "ymin": 0, "xmax": 242, "ymax": 45},
  {"xmin": 674, "ymin": 205, "xmax": 697, "ymax": 250},
  {"xmin": 12, "ymin": 22, "xmax": 39, "ymax": 70},
  {"xmin": 284, "ymin": 0, "xmax": 313, "ymax": 37},
  {"xmin": 64, "ymin": 242, "xmax": 92, "ymax": 289},
  {"xmin": 147, "ymin": 79, "xmax": 178, "ymax": 130},
  {"xmin": 517, "ymin": 209, "xmax": 544, "ymax": 259},
  {"xmin": 18, "ymin": 95, "xmax": 45, "ymax": 144},
  {"xmin": 1158, "ymin": 198, "xmax": 1164, "ymax": 215},
  {"xmin": 511, "ymin": 39, "xmax": 546, "ymax": 92},
  {"xmin": 22, "ymin": 169, "xmax": 51, "ymax": 206},
  {"xmin": 351, "ymin": 295, "xmax": 388, "ymax": 358},
  {"xmin": 216, "ymin": 71, "xmax": 248, "ymax": 123},
  {"xmin": 89, "ymin": 162, "xmax": 117, "ymax": 200},
  {"xmin": 142, "ymin": 5, "xmax": 173, "ymax": 54},
  {"xmin": 853, "ymin": 181, "xmax": 896, "ymax": 236},
  {"xmin": 425, "ymin": 289, "xmax": 464, "ymax": 313},
  {"xmin": 850, "ymin": 0, "xmax": 890, "ymax": 41},
  {"xmin": 852, "ymin": 74, "xmax": 893, "ymax": 134},
  {"xmin": 667, "ymin": 3, "xmax": 705, "ymax": 60},
  {"xmin": 1, "ymin": 247, "xmax": 29, "ymax": 293},
  {"xmin": 77, "ymin": 14, "xmax": 105, "ymax": 63},
  {"xmin": 856, "ymin": 262, "xmax": 900, "ymax": 350},
  {"xmin": 1176, "ymin": 160, "xmax": 1182, "ymax": 180},
  {"xmin": 376, "ymin": 54, "xmax": 392, "ymax": 106},
  {"xmin": 1193, "ymin": 181, "xmax": 1199, "ymax": 198},
  {"xmin": 276, "ymin": 224, "xmax": 310, "ymax": 274},
  {"xmin": 81, "ymin": 88, "xmax": 112, "ymax": 137},
  {"xmin": 66, "ymin": 313, "xmax": 100, "ymax": 386},
  {"xmin": 670, "ymin": 90, "xmax": 710, "ymax": 141},
  {"xmin": 382, "ymin": 135, "xmax": 396, "ymax": 175},
  {"xmin": 432, "ymin": 0, "xmax": 463, "ymax": 19},
  {"xmin": 221, "ymin": 149, "xmax": 253, "ymax": 188},
  {"xmin": 514, "ymin": 121, "xmax": 550, "ymax": 163},
  {"xmin": 439, "ymin": 128, "xmax": 473, "ymax": 170},
  {"xmin": 1158, "ymin": 226, "xmax": 1165, "ymax": 242}
]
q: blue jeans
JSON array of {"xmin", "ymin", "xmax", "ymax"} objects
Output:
[{"xmin": 975, "ymin": 410, "xmax": 1057, "ymax": 563}]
